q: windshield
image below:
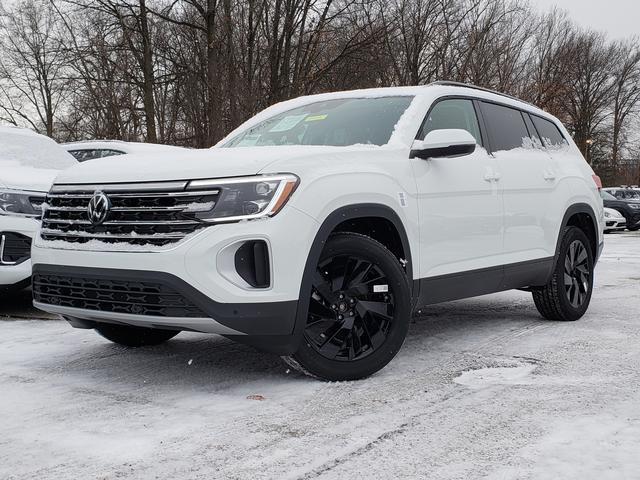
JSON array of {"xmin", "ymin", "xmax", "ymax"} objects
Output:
[
  {"xmin": 601, "ymin": 191, "xmax": 617, "ymax": 201},
  {"xmin": 0, "ymin": 128, "xmax": 76, "ymax": 169},
  {"xmin": 224, "ymin": 96, "xmax": 414, "ymax": 148}
]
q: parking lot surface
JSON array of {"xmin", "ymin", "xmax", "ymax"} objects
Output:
[{"xmin": 1, "ymin": 232, "xmax": 639, "ymax": 479}]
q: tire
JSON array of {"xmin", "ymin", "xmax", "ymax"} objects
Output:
[
  {"xmin": 95, "ymin": 323, "xmax": 179, "ymax": 347},
  {"xmin": 284, "ymin": 233, "xmax": 411, "ymax": 381},
  {"xmin": 532, "ymin": 226, "xmax": 594, "ymax": 321},
  {"xmin": 628, "ymin": 225, "xmax": 640, "ymax": 232}
]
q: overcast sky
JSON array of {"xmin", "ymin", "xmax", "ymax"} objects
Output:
[{"xmin": 532, "ymin": 0, "xmax": 639, "ymax": 40}]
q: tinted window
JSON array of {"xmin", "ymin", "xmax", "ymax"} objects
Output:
[
  {"xmin": 420, "ymin": 99, "xmax": 481, "ymax": 145},
  {"xmin": 224, "ymin": 96, "xmax": 414, "ymax": 147},
  {"xmin": 480, "ymin": 102, "xmax": 529, "ymax": 152},
  {"xmin": 531, "ymin": 115, "xmax": 567, "ymax": 148},
  {"xmin": 68, "ymin": 149, "xmax": 125, "ymax": 162},
  {"xmin": 600, "ymin": 190, "xmax": 616, "ymax": 201},
  {"xmin": 523, "ymin": 114, "xmax": 542, "ymax": 147}
]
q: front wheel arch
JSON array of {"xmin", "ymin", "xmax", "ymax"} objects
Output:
[{"xmin": 291, "ymin": 204, "xmax": 414, "ymax": 352}]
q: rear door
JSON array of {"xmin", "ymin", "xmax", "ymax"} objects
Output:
[
  {"xmin": 479, "ymin": 101, "xmax": 558, "ymax": 264},
  {"xmin": 411, "ymin": 97, "xmax": 503, "ymax": 285}
]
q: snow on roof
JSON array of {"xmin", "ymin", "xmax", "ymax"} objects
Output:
[
  {"xmin": 0, "ymin": 125, "xmax": 77, "ymax": 191},
  {"xmin": 0, "ymin": 125, "xmax": 76, "ymax": 170}
]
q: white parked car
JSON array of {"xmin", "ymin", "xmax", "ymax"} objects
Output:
[
  {"xmin": 62, "ymin": 140, "xmax": 188, "ymax": 162},
  {"xmin": 32, "ymin": 82, "xmax": 604, "ymax": 380},
  {"xmin": 603, "ymin": 207, "xmax": 626, "ymax": 232},
  {"xmin": 0, "ymin": 126, "xmax": 77, "ymax": 292}
]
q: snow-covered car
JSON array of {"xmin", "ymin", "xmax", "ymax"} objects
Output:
[
  {"xmin": 603, "ymin": 207, "xmax": 626, "ymax": 232},
  {"xmin": 0, "ymin": 126, "xmax": 77, "ymax": 292},
  {"xmin": 62, "ymin": 140, "xmax": 188, "ymax": 162},
  {"xmin": 32, "ymin": 82, "xmax": 604, "ymax": 380}
]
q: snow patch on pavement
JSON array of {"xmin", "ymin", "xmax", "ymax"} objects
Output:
[{"xmin": 454, "ymin": 361, "xmax": 537, "ymax": 389}]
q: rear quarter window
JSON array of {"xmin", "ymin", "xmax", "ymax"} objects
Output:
[{"xmin": 531, "ymin": 115, "xmax": 567, "ymax": 148}]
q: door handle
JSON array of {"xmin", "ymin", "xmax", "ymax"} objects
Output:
[{"xmin": 484, "ymin": 168, "xmax": 501, "ymax": 182}]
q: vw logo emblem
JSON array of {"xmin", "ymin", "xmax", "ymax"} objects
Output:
[{"xmin": 87, "ymin": 191, "xmax": 110, "ymax": 226}]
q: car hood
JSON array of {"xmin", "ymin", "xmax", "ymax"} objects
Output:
[
  {"xmin": 53, "ymin": 145, "xmax": 385, "ymax": 185},
  {"xmin": 604, "ymin": 207, "xmax": 625, "ymax": 217},
  {"xmin": 0, "ymin": 164, "xmax": 61, "ymax": 193}
]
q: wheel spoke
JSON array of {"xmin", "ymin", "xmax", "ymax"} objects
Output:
[
  {"xmin": 356, "ymin": 300, "xmax": 393, "ymax": 321},
  {"xmin": 564, "ymin": 255, "xmax": 572, "ymax": 274},
  {"xmin": 345, "ymin": 259, "xmax": 373, "ymax": 289},
  {"xmin": 308, "ymin": 296, "xmax": 336, "ymax": 319},
  {"xmin": 361, "ymin": 315, "xmax": 386, "ymax": 349},
  {"xmin": 564, "ymin": 273, "xmax": 573, "ymax": 287},
  {"xmin": 312, "ymin": 270, "xmax": 337, "ymax": 304},
  {"xmin": 318, "ymin": 318, "xmax": 353, "ymax": 359}
]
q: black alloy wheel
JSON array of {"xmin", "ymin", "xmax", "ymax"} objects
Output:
[
  {"xmin": 305, "ymin": 253, "xmax": 396, "ymax": 362},
  {"xmin": 563, "ymin": 239, "xmax": 590, "ymax": 308},
  {"xmin": 285, "ymin": 233, "xmax": 411, "ymax": 381}
]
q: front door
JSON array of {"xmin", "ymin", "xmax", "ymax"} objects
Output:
[{"xmin": 411, "ymin": 98, "xmax": 504, "ymax": 300}]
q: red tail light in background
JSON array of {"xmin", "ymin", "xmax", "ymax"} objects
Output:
[{"xmin": 592, "ymin": 175, "xmax": 602, "ymax": 191}]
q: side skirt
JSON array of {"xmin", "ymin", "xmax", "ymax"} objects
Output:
[{"xmin": 415, "ymin": 257, "xmax": 553, "ymax": 309}]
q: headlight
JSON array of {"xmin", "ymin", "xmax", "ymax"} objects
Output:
[
  {"xmin": 628, "ymin": 203, "xmax": 640, "ymax": 210},
  {"xmin": 186, "ymin": 174, "xmax": 299, "ymax": 222},
  {"xmin": 604, "ymin": 211, "xmax": 611, "ymax": 218},
  {"xmin": 0, "ymin": 189, "xmax": 45, "ymax": 218}
]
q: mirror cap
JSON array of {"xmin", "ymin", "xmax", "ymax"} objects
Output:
[{"xmin": 410, "ymin": 129, "xmax": 477, "ymax": 160}]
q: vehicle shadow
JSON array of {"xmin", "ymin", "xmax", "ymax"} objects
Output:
[
  {"xmin": 0, "ymin": 287, "xmax": 57, "ymax": 320},
  {"xmin": 40, "ymin": 292, "xmax": 546, "ymax": 391}
]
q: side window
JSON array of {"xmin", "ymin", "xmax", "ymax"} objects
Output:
[
  {"xmin": 523, "ymin": 114, "xmax": 542, "ymax": 148},
  {"xmin": 98, "ymin": 149, "xmax": 126, "ymax": 158},
  {"xmin": 480, "ymin": 102, "xmax": 529, "ymax": 152},
  {"xmin": 531, "ymin": 115, "xmax": 567, "ymax": 148},
  {"xmin": 420, "ymin": 99, "xmax": 482, "ymax": 146}
]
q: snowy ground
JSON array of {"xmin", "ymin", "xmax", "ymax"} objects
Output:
[{"xmin": 1, "ymin": 232, "xmax": 639, "ymax": 479}]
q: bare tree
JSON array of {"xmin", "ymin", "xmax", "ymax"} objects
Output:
[
  {"xmin": 610, "ymin": 40, "xmax": 640, "ymax": 165},
  {"xmin": 0, "ymin": 0, "xmax": 70, "ymax": 135}
]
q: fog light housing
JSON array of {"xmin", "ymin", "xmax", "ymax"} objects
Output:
[{"xmin": 234, "ymin": 240, "xmax": 271, "ymax": 288}]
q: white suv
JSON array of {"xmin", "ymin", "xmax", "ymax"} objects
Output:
[
  {"xmin": 0, "ymin": 126, "xmax": 77, "ymax": 292},
  {"xmin": 32, "ymin": 82, "xmax": 604, "ymax": 380}
]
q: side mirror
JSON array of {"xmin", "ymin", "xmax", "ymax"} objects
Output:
[{"xmin": 410, "ymin": 129, "xmax": 477, "ymax": 160}]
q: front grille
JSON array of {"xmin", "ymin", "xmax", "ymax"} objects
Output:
[
  {"xmin": 41, "ymin": 182, "xmax": 218, "ymax": 246},
  {"xmin": 0, "ymin": 232, "xmax": 32, "ymax": 264},
  {"xmin": 33, "ymin": 273, "xmax": 207, "ymax": 317}
]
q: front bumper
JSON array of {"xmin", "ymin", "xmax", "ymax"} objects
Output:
[
  {"xmin": 32, "ymin": 205, "xmax": 318, "ymax": 352},
  {"xmin": 0, "ymin": 216, "xmax": 39, "ymax": 288},
  {"xmin": 604, "ymin": 218, "xmax": 626, "ymax": 231}
]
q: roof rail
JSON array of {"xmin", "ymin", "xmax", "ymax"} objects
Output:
[{"xmin": 428, "ymin": 81, "xmax": 537, "ymax": 109}]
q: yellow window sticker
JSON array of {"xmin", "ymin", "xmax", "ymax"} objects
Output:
[{"xmin": 305, "ymin": 114, "xmax": 328, "ymax": 122}]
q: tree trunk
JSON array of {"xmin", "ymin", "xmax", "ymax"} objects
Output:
[{"xmin": 139, "ymin": 0, "xmax": 158, "ymax": 143}]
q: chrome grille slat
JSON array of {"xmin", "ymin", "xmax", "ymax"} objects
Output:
[
  {"xmin": 41, "ymin": 228, "xmax": 189, "ymax": 240},
  {"xmin": 44, "ymin": 218, "xmax": 201, "ymax": 226},
  {"xmin": 46, "ymin": 190, "xmax": 218, "ymax": 199},
  {"xmin": 41, "ymin": 182, "xmax": 219, "ymax": 247}
]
